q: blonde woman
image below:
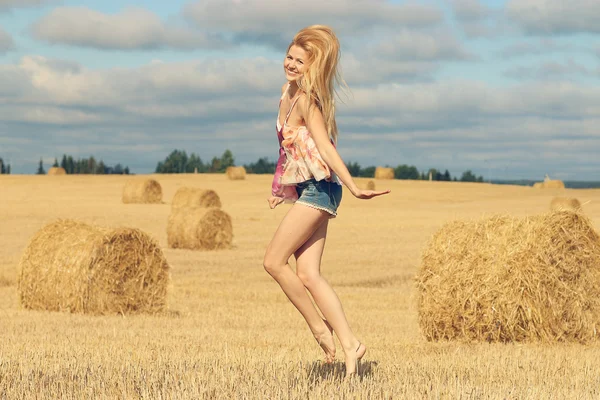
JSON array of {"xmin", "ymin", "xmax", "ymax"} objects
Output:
[{"xmin": 264, "ymin": 25, "xmax": 390, "ymax": 378}]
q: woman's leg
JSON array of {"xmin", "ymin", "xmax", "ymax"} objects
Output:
[
  {"xmin": 295, "ymin": 219, "xmax": 366, "ymax": 376},
  {"xmin": 263, "ymin": 203, "xmax": 335, "ymax": 362}
]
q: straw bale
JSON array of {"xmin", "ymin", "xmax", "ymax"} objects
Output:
[
  {"xmin": 416, "ymin": 211, "xmax": 600, "ymax": 343},
  {"xmin": 366, "ymin": 180, "xmax": 376, "ymax": 190},
  {"xmin": 226, "ymin": 166, "xmax": 246, "ymax": 180},
  {"xmin": 534, "ymin": 180, "xmax": 565, "ymax": 189},
  {"xmin": 543, "ymin": 180, "xmax": 565, "ymax": 189},
  {"xmin": 171, "ymin": 187, "xmax": 221, "ymax": 210},
  {"xmin": 47, "ymin": 167, "xmax": 66, "ymax": 175},
  {"xmin": 18, "ymin": 220, "xmax": 170, "ymax": 314},
  {"xmin": 550, "ymin": 197, "xmax": 582, "ymax": 212},
  {"xmin": 374, "ymin": 167, "xmax": 394, "ymax": 180},
  {"xmin": 167, "ymin": 207, "xmax": 233, "ymax": 250},
  {"xmin": 122, "ymin": 178, "xmax": 162, "ymax": 204}
]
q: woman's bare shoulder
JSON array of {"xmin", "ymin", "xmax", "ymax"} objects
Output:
[
  {"xmin": 281, "ymin": 83, "xmax": 288, "ymax": 94},
  {"xmin": 297, "ymin": 92, "xmax": 319, "ymax": 115}
]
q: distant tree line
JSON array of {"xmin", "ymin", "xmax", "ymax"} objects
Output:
[
  {"xmin": 153, "ymin": 149, "xmax": 485, "ymax": 182},
  {"xmin": 155, "ymin": 149, "xmax": 235, "ymax": 173},
  {"xmin": 346, "ymin": 161, "xmax": 484, "ymax": 182},
  {"xmin": 0, "ymin": 157, "xmax": 11, "ymax": 174},
  {"xmin": 36, "ymin": 155, "xmax": 130, "ymax": 175}
]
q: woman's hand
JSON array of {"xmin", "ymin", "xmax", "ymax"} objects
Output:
[
  {"xmin": 268, "ymin": 196, "xmax": 285, "ymax": 209},
  {"xmin": 351, "ymin": 188, "xmax": 391, "ymax": 199}
]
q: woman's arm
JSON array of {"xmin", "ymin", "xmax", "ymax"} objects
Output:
[{"xmin": 299, "ymin": 95, "xmax": 390, "ymax": 199}]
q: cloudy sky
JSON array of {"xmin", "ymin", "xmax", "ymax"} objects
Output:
[{"xmin": 0, "ymin": 0, "xmax": 598, "ymax": 179}]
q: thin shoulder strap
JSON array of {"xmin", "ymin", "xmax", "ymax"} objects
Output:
[
  {"xmin": 284, "ymin": 95, "xmax": 301, "ymax": 125},
  {"xmin": 279, "ymin": 83, "xmax": 290, "ymax": 102}
]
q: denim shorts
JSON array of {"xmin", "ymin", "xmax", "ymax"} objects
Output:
[{"xmin": 295, "ymin": 178, "xmax": 343, "ymax": 218}]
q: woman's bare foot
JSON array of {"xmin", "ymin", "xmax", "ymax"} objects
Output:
[
  {"xmin": 315, "ymin": 319, "xmax": 335, "ymax": 363},
  {"xmin": 344, "ymin": 341, "xmax": 366, "ymax": 378}
]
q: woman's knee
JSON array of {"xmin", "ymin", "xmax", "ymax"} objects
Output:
[
  {"xmin": 263, "ymin": 253, "xmax": 282, "ymax": 276},
  {"xmin": 297, "ymin": 270, "xmax": 321, "ymax": 289}
]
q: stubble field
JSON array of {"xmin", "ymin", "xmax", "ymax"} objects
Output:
[{"xmin": 1, "ymin": 174, "xmax": 600, "ymax": 399}]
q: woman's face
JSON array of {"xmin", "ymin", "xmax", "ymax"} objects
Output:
[{"xmin": 284, "ymin": 45, "xmax": 308, "ymax": 82}]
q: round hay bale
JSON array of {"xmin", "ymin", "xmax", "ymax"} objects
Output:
[
  {"xmin": 550, "ymin": 197, "xmax": 582, "ymax": 212},
  {"xmin": 226, "ymin": 166, "xmax": 246, "ymax": 180},
  {"xmin": 167, "ymin": 207, "xmax": 233, "ymax": 250},
  {"xmin": 18, "ymin": 220, "xmax": 170, "ymax": 315},
  {"xmin": 374, "ymin": 167, "xmax": 394, "ymax": 180},
  {"xmin": 47, "ymin": 167, "xmax": 66, "ymax": 175},
  {"xmin": 543, "ymin": 180, "xmax": 565, "ymax": 189},
  {"xmin": 366, "ymin": 180, "xmax": 376, "ymax": 190},
  {"xmin": 171, "ymin": 187, "xmax": 221, "ymax": 210},
  {"xmin": 416, "ymin": 211, "xmax": 600, "ymax": 343},
  {"xmin": 122, "ymin": 178, "xmax": 162, "ymax": 204},
  {"xmin": 533, "ymin": 182, "xmax": 543, "ymax": 188}
]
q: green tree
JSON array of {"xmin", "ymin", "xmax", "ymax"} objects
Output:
[
  {"xmin": 346, "ymin": 161, "xmax": 361, "ymax": 177},
  {"xmin": 67, "ymin": 156, "xmax": 74, "ymax": 174},
  {"xmin": 443, "ymin": 170, "xmax": 451, "ymax": 181},
  {"xmin": 460, "ymin": 170, "xmax": 477, "ymax": 182},
  {"xmin": 209, "ymin": 157, "xmax": 221, "ymax": 173},
  {"xmin": 220, "ymin": 149, "xmax": 235, "ymax": 172},
  {"xmin": 359, "ymin": 166, "xmax": 376, "ymax": 178},
  {"xmin": 244, "ymin": 157, "xmax": 276, "ymax": 174},
  {"xmin": 52, "ymin": 158, "xmax": 59, "ymax": 167},
  {"xmin": 88, "ymin": 156, "xmax": 97, "ymax": 174},
  {"xmin": 60, "ymin": 154, "xmax": 68, "ymax": 171},
  {"xmin": 0, "ymin": 158, "xmax": 4, "ymax": 174},
  {"xmin": 394, "ymin": 164, "xmax": 419, "ymax": 180},
  {"xmin": 36, "ymin": 158, "xmax": 45, "ymax": 175},
  {"xmin": 155, "ymin": 150, "xmax": 189, "ymax": 173},
  {"xmin": 186, "ymin": 153, "xmax": 205, "ymax": 173},
  {"xmin": 96, "ymin": 160, "xmax": 106, "ymax": 174}
]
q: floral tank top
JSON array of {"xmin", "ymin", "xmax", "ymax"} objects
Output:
[{"xmin": 271, "ymin": 84, "xmax": 341, "ymax": 202}]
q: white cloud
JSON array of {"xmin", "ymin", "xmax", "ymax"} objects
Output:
[
  {"xmin": 372, "ymin": 29, "xmax": 473, "ymax": 61},
  {"xmin": 499, "ymin": 39, "xmax": 579, "ymax": 58},
  {"xmin": 451, "ymin": 0, "xmax": 490, "ymax": 22},
  {"xmin": 2, "ymin": 55, "xmax": 600, "ymax": 179},
  {"xmin": 0, "ymin": 0, "xmax": 51, "ymax": 11},
  {"xmin": 507, "ymin": 0, "xmax": 600, "ymax": 35},
  {"xmin": 0, "ymin": 26, "xmax": 13, "ymax": 52},
  {"xmin": 184, "ymin": 0, "xmax": 443, "ymax": 48},
  {"xmin": 32, "ymin": 7, "xmax": 225, "ymax": 50},
  {"xmin": 504, "ymin": 60, "xmax": 596, "ymax": 80}
]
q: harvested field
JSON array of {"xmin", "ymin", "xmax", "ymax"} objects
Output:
[{"xmin": 1, "ymin": 174, "xmax": 600, "ymax": 398}]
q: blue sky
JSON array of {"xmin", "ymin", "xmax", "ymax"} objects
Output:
[{"xmin": 0, "ymin": 0, "xmax": 598, "ymax": 179}]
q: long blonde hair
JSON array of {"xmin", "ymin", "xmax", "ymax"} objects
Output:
[{"xmin": 288, "ymin": 25, "xmax": 346, "ymax": 144}]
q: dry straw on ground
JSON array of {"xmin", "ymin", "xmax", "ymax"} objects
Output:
[
  {"xmin": 18, "ymin": 219, "xmax": 170, "ymax": 314},
  {"xmin": 167, "ymin": 207, "xmax": 233, "ymax": 250},
  {"xmin": 48, "ymin": 167, "xmax": 66, "ymax": 175},
  {"xmin": 366, "ymin": 180, "xmax": 376, "ymax": 190},
  {"xmin": 171, "ymin": 187, "xmax": 221, "ymax": 210},
  {"xmin": 226, "ymin": 166, "xmax": 247, "ymax": 180},
  {"xmin": 534, "ymin": 180, "xmax": 565, "ymax": 189},
  {"xmin": 550, "ymin": 197, "xmax": 582, "ymax": 212},
  {"xmin": 416, "ymin": 211, "xmax": 600, "ymax": 343},
  {"xmin": 122, "ymin": 178, "xmax": 162, "ymax": 204},
  {"xmin": 374, "ymin": 167, "xmax": 394, "ymax": 180}
]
